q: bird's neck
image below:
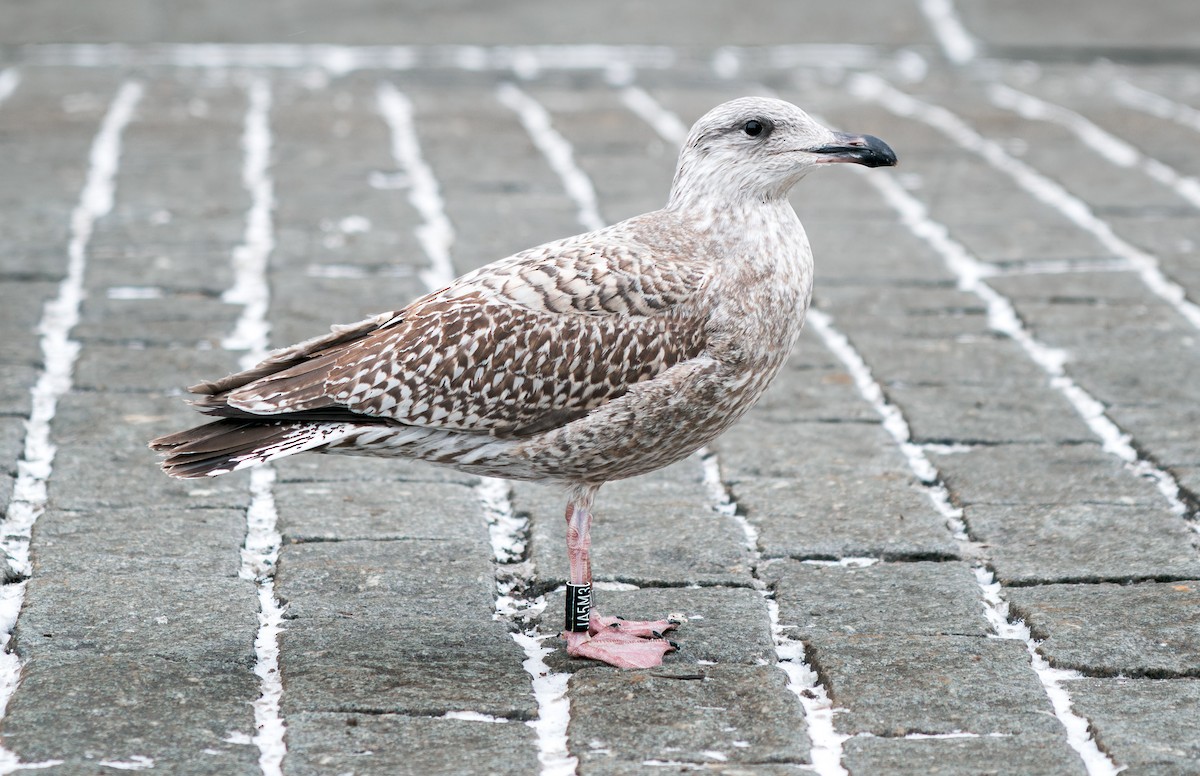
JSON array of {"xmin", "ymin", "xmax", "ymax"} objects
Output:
[{"xmin": 670, "ymin": 195, "xmax": 815, "ymax": 372}]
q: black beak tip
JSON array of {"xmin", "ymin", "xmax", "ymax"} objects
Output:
[
  {"xmin": 817, "ymin": 132, "xmax": 898, "ymax": 168},
  {"xmin": 853, "ymin": 134, "xmax": 898, "ymax": 168}
]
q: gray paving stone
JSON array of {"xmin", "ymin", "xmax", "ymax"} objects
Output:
[
  {"xmin": 542, "ymin": 586, "xmax": 776, "ymax": 670},
  {"xmin": 0, "ymin": 280, "xmax": 57, "ymax": 367},
  {"xmin": 812, "ymin": 635, "xmax": 1062, "ymax": 737},
  {"xmin": 886, "ymin": 381, "xmax": 1093, "ymax": 445},
  {"xmin": 3, "ymin": 0, "xmax": 932, "ymax": 47},
  {"xmin": 957, "ymin": 0, "xmax": 1200, "ymax": 53},
  {"xmin": 273, "ymin": 479, "xmax": 487, "ymax": 543},
  {"xmin": 1106, "ymin": 403, "xmax": 1200, "ymax": 469},
  {"xmin": 269, "ymin": 79, "xmax": 430, "ymax": 347},
  {"xmin": 276, "ymin": 540, "xmax": 534, "ymax": 718},
  {"xmin": 1070, "ymin": 677, "xmax": 1200, "ymax": 775},
  {"xmin": 74, "ymin": 294, "xmax": 241, "ymax": 347},
  {"xmin": 531, "ymin": 86, "xmax": 673, "ymax": 217},
  {"xmin": 965, "ymin": 504, "xmax": 1200, "ymax": 585},
  {"xmin": 568, "ymin": 665, "xmax": 811, "ymax": 769},
  {"xmin": 0, "ymin": 70, "xmax": 108, "ymax": 283},
  {"xmin": 766, "ymin": 560, "xmax": 990, "ymax": 639},
  {"xmin": 816, "ymin": 285, "xmax": 996, "ymax": 345},
  {"xmin": 16, "ymin": 503, "xmax": 255, "ymax": 660},
  {"xmin": 0, "ymin": 363, "xmax": 38, "ymax": 418},
  {"xmin": 0, "ymin": 416, "xmax": 25, "ymax": 510},
  {"xmin": 518, "ymin": 461, "xmax": 755, "ymax": 591},
  {"xmin": 928, "ymin": 443, "xmax": 1166, "ymax": 508},
  {"xmin": 15, "ymin": 569, "xmax": 255, "ymax": 662},
  {"xmin": 745, "ymin": 330, "xmax": 882, "ymax": 426},
  {"xmin": 49, "ymin": 391, "xmax": 251, "ymax": 511},
  {"xmin": 1005, "ymin": 581, "xmax": 1200, "ymax": 677},
  {"xmin": 578, "ymin": 763, "xmax": 812, "ymax": 776},
  {"xmin": 1174, "ymin": 466, "xmax": 1200, "ymax": 505},
  {"xmin": 842, "ymin": 733, "xmax": 1087, "ymax": 776},
  {"xmin": 0, "ymin": 652, "xmax": 260, "ymax": 774},
  {"xmin": 72, "ymin": 342, "xmax": 239, "ymax": 393},
  {"xmin": 285, "ymin": 711, "xmax": 539, "ymax": 776},
  {"xmin": 716, "ymin": 418, "xmax": 958, "ymax": 561}
]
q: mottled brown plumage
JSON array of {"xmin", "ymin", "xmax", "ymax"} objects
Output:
[{"xmin": 152, "ymin": 97, "xmax": 896, "ymax": 667}]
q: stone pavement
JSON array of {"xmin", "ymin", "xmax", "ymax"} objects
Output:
[{"xmin": 0, "ymin": 2, "xmax": 1198, "ymax": 774}]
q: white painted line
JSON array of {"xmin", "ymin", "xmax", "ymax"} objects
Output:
[
  {"xmin": 0, "ymin": 68, "xmax": 19, "ymax": 104},
  {"xmin": 514, "ymin": 632, "xmax": 578, "ymax": 776},
  {"xmin": 376, "ymin": 83, "xmax": 456, "ymax": 290},
  {"xmin": 18, "ymin": 42, "xmax": 926, "ymax": 76},
  {"xmin": 989, "ymin": 83, "xmax": 1200, "ymax": 209},
  {"xmin": 241, "ymin": 468, "xmax": 287, "ymax": 776},
  {"xmin": 222, "ymin": 78, "xmax": 276, "ymax": 363},
  {"xmin": 441, "ymin": 711, "xmax": 511, "ymax": 724},
  {"xmin": 226, "ymin": 77, "xmax": 287, "ymax": 776},
  {"xmin": 851, "ymin": 154, "xmax": 1193, "ymax": 522},
  {"xmin": 975, "ymin": 568, "xmax": 1121, "ymax": 775},
  {"xmin": 0, "ymin": 79, "xmax": 142, "ymax": 774},
  {"xmin": 851, "ymin": 73, "xmax": 1200, "ymax": 333},
  {"xmin": 97, "ymin": 755, "xmax": 155, "ymax": 771},
  {"xmin": 982, "ymin": 257, "xmax": 1134, "ymax": 278},
  {"xmin": 917, "ymin": 0, "xmax": 979, "ymax": 65},
  {"xmin": 1112, "ymin": 80, "xmax": 1200, "ymax": 134},
  {"xmin": 497, "ymin": 82, "xmax": 606, "ymax": 232},
  {"xmin": 699, "ymin": 453, "xmax": 850, "ymax": 775},
  {"xmin": 478, "ymin": 480, "xmax": 571, "ymax": 775},
  {"xmin": 618, "ymin": 85, "xmax": 690, "ymax": 151}
]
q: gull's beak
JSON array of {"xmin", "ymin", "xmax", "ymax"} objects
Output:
[{"xmin": 812, "ymin": 132, "xmax": 898, "ymax": 168}]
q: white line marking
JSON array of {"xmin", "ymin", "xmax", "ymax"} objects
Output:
[
  {"xmin": 0, "ymin": 68, "xmax": 19, "ymax": 104},
  {"xmin": 0, "ymin": 79, "xmax": 142, "ymax": 773},
  {"xmin": 97, "ymin": 755, "xmax": 155, "ymax": 771},
  {"xmin": 18, "ymin": 42, "xmax": 923, "ymax": 75},
  {"xmin": 989, "ymin": 83, "xmax": 1200, "ymax": 209},
  {"xmin": 1112, "ymin": 80, "xmax": 1200, "ymax": 134},
  {"xmin": 441, "ymin": 711, "xmax": 511, "ymax": 724},
  {"xmin": 497, "ymin": 82, "xmax": 606, "ymax": 232},
  {"xmin": 851, "ymin": 73, "xmax": 1200, "ymax": 333},
  {"xmin": 223, "ymin": 78, "xmax": 276, "ymax": 361},
  {"xmin": 619, "ymin": 85, "xmax": 690, "ymax": 150},
  {"xmin": 975, "ymin": 569, "xmax": 1122, "ymax": 775},
  {"xmin": 227, "ymin": 77, "xmax": 287, "ymax": 776},
  {"xmin": 917, "ymin": 0, "xmax": 979, "ymax": 65},
  {"xmin": 376, "ymin": 83, "xmax": 456, "ymax": 290},
  {"xmin": 480, "ymin": 479, "xmax": 575, "ymax": 776}
]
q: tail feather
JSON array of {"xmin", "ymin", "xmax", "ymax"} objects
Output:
[{"xmin": 150, "ymin": 419, "xmax": 357, "ymax": 478}]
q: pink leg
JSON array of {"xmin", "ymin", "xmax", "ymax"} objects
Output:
[{"xmin": 560, "ymin": 487, "xmax": 678, "ymax": 669}]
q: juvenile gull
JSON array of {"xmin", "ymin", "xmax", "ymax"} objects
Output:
[{"xmin": 151, "ymin": 97, "xmax": 897, "ymax": 668}]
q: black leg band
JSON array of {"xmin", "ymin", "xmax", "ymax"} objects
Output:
[{"xmin": 565, "ymin": 583, "xmax": 592, "ymax": 633}]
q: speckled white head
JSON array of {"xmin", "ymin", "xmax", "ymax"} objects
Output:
[{"xmin": 668, "ymin": 96, "xmax": 896, "ymax": 209}]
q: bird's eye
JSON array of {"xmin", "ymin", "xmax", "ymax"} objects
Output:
[{"xmin": 743, "ymin": 120, "xmax": 765, "ymax": 137}]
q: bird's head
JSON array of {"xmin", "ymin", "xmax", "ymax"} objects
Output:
[{"xmin": 668, "ymin": 96, "xmax": 897, "ymax": 209}]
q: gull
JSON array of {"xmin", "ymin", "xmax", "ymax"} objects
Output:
[{"xmin": 151, "ymin": 96, "xmax": 897, "ymax": 668}]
